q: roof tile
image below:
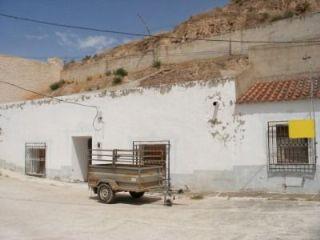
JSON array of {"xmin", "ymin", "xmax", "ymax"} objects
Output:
[{"xmin": 237, "ymin": 77, "xmax": 320, "ymax": 104}]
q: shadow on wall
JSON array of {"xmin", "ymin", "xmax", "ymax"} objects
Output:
[
  {"xmin": 235, "ymin": 99, "xmax": 320, "ymax": 115},
  {"xmin": 172, "ymin": 165, "xmax": 320, "ymax": 193},
  {"xmin": 72, "ymin": 136, "xmax": 91, "ymax": 182}
]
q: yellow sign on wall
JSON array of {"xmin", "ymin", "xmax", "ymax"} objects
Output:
[{"xmin": 288, "ymin": 119, "xmax": 315, "ymax": 139}]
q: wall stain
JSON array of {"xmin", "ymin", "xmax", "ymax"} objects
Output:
[
  {"xmin": 0, "ymin": 77, "xmax": 234, "ymax": 111},
  {"xmin": 207, "ymin": 88, "xmax": 245, "ymax": 146}
]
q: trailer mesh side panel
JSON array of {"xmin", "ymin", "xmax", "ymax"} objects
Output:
[{"xmin": 133, "ymin": 140, "xmax": 171, "ymax": 190}]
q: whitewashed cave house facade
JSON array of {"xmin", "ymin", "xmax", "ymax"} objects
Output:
[{"xmin": 0, "ymin": 72, "xmax": 319, "ymax": 194}]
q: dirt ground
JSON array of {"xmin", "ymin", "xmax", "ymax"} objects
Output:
[{"xmin": 0, "ymin": 170, "xmax": 320, "ymax": 240}]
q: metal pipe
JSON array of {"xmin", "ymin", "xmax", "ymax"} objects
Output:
[{"xmin": 302, "ymin": 55, "xmax": 317, "ymax": 164}]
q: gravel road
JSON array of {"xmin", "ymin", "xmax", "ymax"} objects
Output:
[{"xmin": 0, "ymin": 170, "xmax": 319, "ymax": 240}]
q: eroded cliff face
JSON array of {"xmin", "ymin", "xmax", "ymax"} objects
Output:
[
  {"xmin": 49, "ymin": 56, "xmax": 248, "ymax": 98},
  {"xmin": 52, "ymin": 0, "xmax": 319, "ymax": 99},
  {"xmin": 64, "ymin": 0, "xmax": 320, "ymax": 64},
  {"xmin": 172, "ymin": 0, "xmax": 320, "ymax": 40}
]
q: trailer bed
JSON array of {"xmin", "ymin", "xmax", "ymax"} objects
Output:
[
  {"xmin": 87, "ymin": 141, "xmax": 172, "ymax": 204},
  {"xmin": 88, "ymin": 164, "xmax": 163, "ymax": 192}
]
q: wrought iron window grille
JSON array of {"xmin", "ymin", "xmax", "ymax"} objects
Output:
[
  {"xmin": 25, "ymin": 142, "xmax": 46, "ymax": 177},
  {"xmin": 267, "ymin": 121, "xmax": 316, "ymax": 176}
]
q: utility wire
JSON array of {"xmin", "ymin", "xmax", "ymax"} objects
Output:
[
  {"xmin": 137, "ymin": 14, "xmax": 152, "ymax": 36},
  {"xmin": 19, "ymin": 55, "xmax": 85, "ymax": 60},
  {"xmin": 0, "ymin": 12, "xmax": 147, "ymax": 37},
  {"xmin": 1, "ymin": 12, "xmax": 320, "ymax": 44},
  {"xmin": 0, "ymin": 80, "xmax": 94, "ymax": 108},
  {"xmin": 18, "ymin": 49, "xmax": 232, "ymax": 61},
  {"xmin": 0, "ymin": 80, "xmax": 102, "ymax": 131},
  {"xmin": 137, "ymin": 13, "xmax": 157, "ymax": 63}
]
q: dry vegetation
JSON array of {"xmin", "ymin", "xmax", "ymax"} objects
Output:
[
  {"xmin": 46, "ymin": 0, "xmax": 319, "ymax": 98},
  {"xmin": 171, "ymin": 0, "xmax": 319, "ymax": 41},
  {"xmin": 42, "ymin": 55, "xmax": 248, "ymax": 98},
  {"xmin": 65, "ymin": 0, "xmax": 320, "ymax": 66},
  {"xmin": 139, "ymin": 55, "xmax": 248, "ymax": 87}
]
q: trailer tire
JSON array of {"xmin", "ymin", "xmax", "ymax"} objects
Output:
[
  {"xmin": 98, "ymin": 183, "xmax": 115, "ymax": 204},
  {"xmin": 129, "ymin": 191, "xmax": 145, "ymax": 199}
]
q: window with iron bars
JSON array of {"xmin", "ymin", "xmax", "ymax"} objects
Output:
[
  {"xmin": 25, "ymin": 143, "xmax": 46, "ymax": 177},
  {"xmin": 267, "ymin": 121, "xmax": 316, "ymax": 174}
]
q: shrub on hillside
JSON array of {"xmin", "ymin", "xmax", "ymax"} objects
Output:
[
  {"xmin": 152, "ymin": 60, "xmax": 162, "ymax": 69},
  {"xmin": 50, "ymin": 80, "xmax": 65, "ymax": 91},
  {"xmin": 113, "ymin": 68, "xmax": 128, "ymax": 77},
  {"xmin": 295, "ymin": 1, "xmax": 311, "ymax": 14},
  {"xmin": 231, "ymin": 0, "xmax": 244, "ymax": 5},
  {"xmin": 82, "ymin": 55, "xmax": 91, "ymax": 62},
  {"xmin": 258, "ymin": 12, "xmax": 270, "ymax": 23},
  {"xmin": 112, "ymin": 76, "xmax": 123, "ymax": 85},
  {"xmin": 271, "ymin": 11, "xmax": 294, "ymax": 22}
]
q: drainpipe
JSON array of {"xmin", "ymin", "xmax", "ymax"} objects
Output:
[{"xmin": 302, "ymin": 55, "xmax": 317, "ymax": 164}]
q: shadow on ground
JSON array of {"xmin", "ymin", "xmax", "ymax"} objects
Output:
[{"xmin": 90, "ymin": 193, "xmax": 162, "ymax": 205}]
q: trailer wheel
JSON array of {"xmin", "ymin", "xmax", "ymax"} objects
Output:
[
  {"xmin": 129, "ymin": 191, "xmax": 145, "ymax": 199},
  {"xmin": 98, "ymin": 183, "xmax": 115, "ymax": 204}
]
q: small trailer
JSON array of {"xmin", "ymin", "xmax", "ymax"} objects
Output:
[{"xmin": 88, "ymin": 141, "xmax": 172, "ymax": 205}]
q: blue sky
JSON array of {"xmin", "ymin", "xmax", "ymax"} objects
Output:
[{"xmin": 0, "ymin": 0, "xmax": 228, "ymax": 62}]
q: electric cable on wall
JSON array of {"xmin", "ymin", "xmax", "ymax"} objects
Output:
[{"xmin": 0, "ymin": 80, "xmax": 103, "ymax": 131}]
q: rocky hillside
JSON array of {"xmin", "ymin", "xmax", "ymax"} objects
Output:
[
  {"xmin": 82, "ymin": 0, "xmax": 320, "ymax": 61},
  {"xmin": 172, "ymin": 0, "xmax": 320, "ymax": 40},
  {"xmin": 38, "ymin": 55, "xmax": 247, "ymax": 99},
  {"xmin": 49, "ymin": 0, "xmax": 319, "ymax": 99}
]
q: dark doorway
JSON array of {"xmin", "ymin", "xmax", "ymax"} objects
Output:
[{"xmin": 72, "ymin": 136, "xmax": 92, "ymax": 182}]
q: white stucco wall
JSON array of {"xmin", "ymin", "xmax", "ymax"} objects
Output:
[{"xmin": 0, "ymin": 79, "xmax": 319, "ymax": 193}]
